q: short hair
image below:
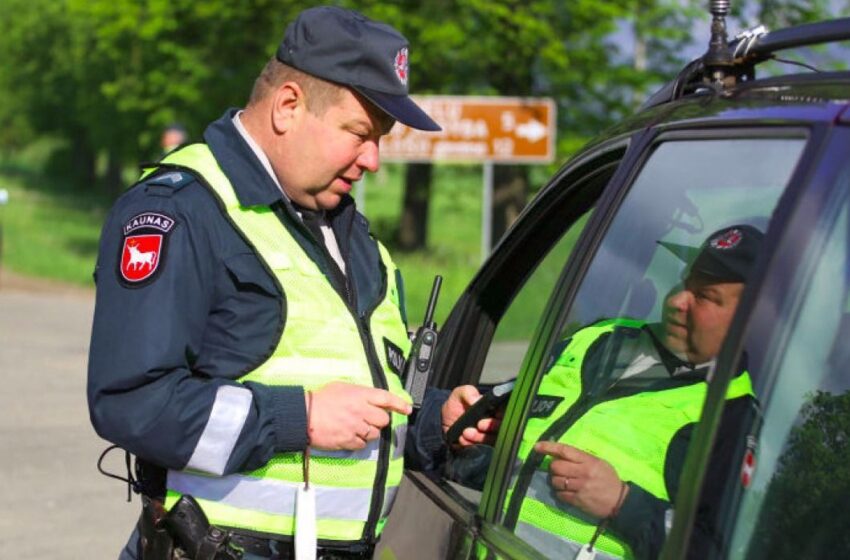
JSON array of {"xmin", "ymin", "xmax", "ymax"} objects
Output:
[{"xmin": 248, "ymin": 57, "xmax": 343, "ymax": 115}]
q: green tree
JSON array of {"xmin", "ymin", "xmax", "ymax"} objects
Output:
[
  {"xmin": 752, "ymin": 390, "xmax": 850, "ymax": 558},
  {"xmin": 354, "ymin": 0, "xmax": 707, "ymax": 250},
  {"xmin": 0, "ymin": 0, "xmax": 305, "ymax": 196}
]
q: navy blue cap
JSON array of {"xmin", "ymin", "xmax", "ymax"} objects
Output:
[
  {"xmin": 659, "ymin": 224, "xmax": 764, "ymax": 283},
  {"xmin": 276, "ymin": 6, "xmax": 441, "ymax": 132}
]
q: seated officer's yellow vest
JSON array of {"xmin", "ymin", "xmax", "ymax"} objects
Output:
[
  {"xmin": 150, "ymin": 144, "xmax": 412, "ymax": 545},
  {"xmin": 505, "ymin": 319, "xmax": 753, "ymax": 560}
]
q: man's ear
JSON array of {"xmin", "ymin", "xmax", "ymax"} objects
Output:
[{"xmin": 271, "ymin": 81, "xmax": 304, "ymax": 134}]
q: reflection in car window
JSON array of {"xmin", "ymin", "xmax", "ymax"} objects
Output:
[
  {"xmin": 727, "ymin": 200, "xmax": 850, "ymax": 559},
  {"xmin": 568, "ymin": 138, "xmax": 803, "ymax": 330},
  {"xmin": 441, "ymin": 154, "xmax": 622, "ymax": 506},
  {"xmin": 501, "ymin": 137, "xmax": 805, "ymax": 560}
]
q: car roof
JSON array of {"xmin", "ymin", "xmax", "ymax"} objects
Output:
[{"xmin": 573, "ymin": 18, "xmax": 850, "ymax": 156}]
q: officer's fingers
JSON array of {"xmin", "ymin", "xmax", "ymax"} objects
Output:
[
  {"xmin": 550, "ymin": 474, "xmax": 581, "ymax": 494},
  {"xmin": 349, "ymin": 432, "xmax": 369, "ymax": 449},
  {"xmin": 442, "ymin": 386, "xmax": 477, "ymax": 428},
  {"xmin": 367, "ymin": 389, "xmax": 413, "ymax": 415},
  {"xmin": 363, "ymin": 408, "xmax": 391, "ymax": 430},
  {"xmin": 459, "ymin": 426, "xmax": 490, "ymax": 445},
  {"xmin": 535, "ymin": 441, "xmax": 586, "ymax": 462},
  {"xmin": 548, "ymin": 458, "xmax": 584, "ymax": 480},
  {"xmin": 553, "ymin": 477, "xmax": 583, "ymax": 505},
  {"xmin": 457, "ymin": 385, "xmax": 483, "ymax": 407},
  {"xmin": 476, "ymin": 416, "xmax": 501, "ymax": 433}
]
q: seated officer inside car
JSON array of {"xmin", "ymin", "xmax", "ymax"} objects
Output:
[{"xmin": 418, "ymin": 224, "xmax": 762, "ymax": 560}]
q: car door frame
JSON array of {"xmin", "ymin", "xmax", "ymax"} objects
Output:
[
  {"xmin": 379, "ymin": 130, "xmax": 648, "ymax": 559},
  {"xmin": 427, "ymin": 128, "xmax": 661, "ymax": 557},
  {"xmin": 472, "ymin": 119, "xmax": 833, "ymax": 556}
]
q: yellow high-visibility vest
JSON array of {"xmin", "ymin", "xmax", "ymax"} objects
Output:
[{"xmin": 152, "ymin": 144, "xmax": 412, "ymax": 545}]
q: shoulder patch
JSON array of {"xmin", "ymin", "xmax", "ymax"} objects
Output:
[{"xmin": 118, "ymin": 211, "xmax": 177, "ymax": 287}]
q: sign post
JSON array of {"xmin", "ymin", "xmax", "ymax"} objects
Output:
[
  {"xmin": 0, "ymin": 188, "xmax": 8, "ymax": 283},
  {"xmin": 380, "ymin": 95, "xmax": 556, "ymax": 261},
  {"xmin": 481, "ymin": 162, "xmax": 493, "ymax": 262}
]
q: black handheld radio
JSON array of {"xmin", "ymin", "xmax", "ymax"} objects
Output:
[{"xmin": 403, "ymin": 275, "xmax": 442, "ymax": 409}]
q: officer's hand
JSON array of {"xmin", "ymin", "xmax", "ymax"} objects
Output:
[
  {"xmin": 307, "ymin": 381, "xmax": 412, "ymax": 451},
  {"xmin": 534, "ymin": 442, "xmax": 629, "ymax": 519},
  {"xmin": 441, "ymin": 385, "xmax": 501, "ymax": 447}
]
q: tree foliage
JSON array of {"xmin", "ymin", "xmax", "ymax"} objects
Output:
[
  {"xmin": 752, "ymin": 390, "xmax": 850, "ymax": 558},
  {"xmin": 0, "ymin": 0, "xmax": 844, "ymax": 198}
]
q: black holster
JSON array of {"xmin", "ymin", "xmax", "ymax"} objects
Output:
[
  {"xmin": 139, "ymin": 495, "xmax": 242, "ymax": 560},
  {"xmin": 140, "ymin": 495, "xmax": 175, "ymax": 560}
]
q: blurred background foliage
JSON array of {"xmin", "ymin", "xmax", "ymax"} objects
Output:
[{"xmin": 0, "ymin": 0, "xmax": 846, "ymax": 320}]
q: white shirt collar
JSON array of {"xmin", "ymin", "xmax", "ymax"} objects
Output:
[
  {"xmin": 232, "ymin": 111, "xmax": 345, "ymax": 274},
  {"xmin": 231, "ymin": 110, "xmax": 288, "ymax": 199}
]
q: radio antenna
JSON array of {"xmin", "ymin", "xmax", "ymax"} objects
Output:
[{"xmin": 704, "ymin": 0, "xmax": 735, "ymax": 88}]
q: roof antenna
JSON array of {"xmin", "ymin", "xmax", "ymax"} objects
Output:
[{"xmin": 704, "ymin": 0, "xmax": 735, "ymax": 89}]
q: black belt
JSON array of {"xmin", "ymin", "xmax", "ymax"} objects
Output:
[{"xmin": 227, "ymin": 533, "xmax": 372, "ymax": 560}]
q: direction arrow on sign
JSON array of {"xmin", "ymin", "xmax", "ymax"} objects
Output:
[{"xmin": 380, "ymin": 95, "xmax": 556, "ymax": 164}]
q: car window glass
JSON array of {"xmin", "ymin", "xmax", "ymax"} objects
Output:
[
  {"xmin": 500, "ymin": 136, "xmax": 805, "ymax": 560},
  {"xmin": 726, "ymin": 200, "xmax": 850, "ymax": 559},
  {"xmin": 441, "ymin": 152, "xmax": 623, "ymax": 504},
  {"xmin": 480, "ymin": 212, "xmax": 591, "ymax": 385}
]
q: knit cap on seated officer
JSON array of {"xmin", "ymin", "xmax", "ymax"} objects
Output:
[{"xmin": 241, "ymin": 5, "xmax": 440, "ymax": 212}]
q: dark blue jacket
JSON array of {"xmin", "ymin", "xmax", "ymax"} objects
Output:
[{"xmin": 88, "ymin": 109, "xmax": 404, "ymax": 476}]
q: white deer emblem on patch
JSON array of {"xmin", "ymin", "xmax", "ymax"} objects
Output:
[{"xmin": 126, "ymin": 239, "xmax": 158, "ymax": 271}]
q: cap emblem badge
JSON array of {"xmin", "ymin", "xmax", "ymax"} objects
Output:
[
  {"xmin": 710, "ymin": 228, "xmax": 743, "ymax": 250},
  {"xmin": 394, "ymin": 48, "xmax": 409, "ymax": 85}
]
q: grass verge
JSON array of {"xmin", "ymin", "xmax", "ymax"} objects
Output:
[
  {"xmin": 0, "ymin": 172, "xmax": 106, "ymax": 287},
  {"xmin": 0, "ymin": 162, "xmax": 487, "ymax": 322}
]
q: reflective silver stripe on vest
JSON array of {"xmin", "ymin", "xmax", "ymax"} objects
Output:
[
  {"xmin": 381, "ymin": 485, "xmax": 400, "ymax": 517},
  {"xmin": 393, "ymin": 423, "xmax": 406, "ymax": 460},
  {"xmin": 169, "ymin": 471, "xmax": 392, "ymax": 521},
  {"xmin": 526, "ymin": 470, "xmax": 598, "ymax": 524},
  {"xmin": 665, "ymin": 508, "xmax": 675, "ymax": 534},
  {"xmin": 310, "ymin": 425, "xmax": 407, "ymax": 461},
  {"xmin": 186, "ymin": 385, "xmax": 253, "ymax": 475},
  {"xmin": 516, "ymin": 522, "xmax": 621, "ymax": 560}
]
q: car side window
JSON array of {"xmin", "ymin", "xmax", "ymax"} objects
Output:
[
  {"xmin": 725, "ymin": 199, "xmax": 850, "ymax": 559},
  {"xmin": 439, "ymin": 149, "xmax": 624, "ymax": 503},
  {"xmin": 500, "ymin": 136, "xmax": 805, "ymax": 560},
  {"xmin": 480, "ymin": 212, "xmax": 590, "ymax": 385}
]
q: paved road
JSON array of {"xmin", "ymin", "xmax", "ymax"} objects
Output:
[{"xmin": 0, "ymin": 273, "xmax": 137, "ymax": 559}]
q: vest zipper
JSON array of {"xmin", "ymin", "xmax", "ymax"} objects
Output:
[
  {"xmin": 299, "ymin": 207, "xmax": 391, "ymax": 545},
  {"xmin": 281, "ymin": 201, "xmax": 393, "ymax": 546},
  {"xmin": 356, "ymin": 265, "xmax": 393, "ymax": 547}
]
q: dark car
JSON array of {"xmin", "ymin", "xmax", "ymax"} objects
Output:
[{"xmin": 377, "ymin": 13, "xmax": 850, "ymax": 560}]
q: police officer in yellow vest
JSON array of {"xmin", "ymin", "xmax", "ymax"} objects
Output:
[
  {"xmin": 441, "ymin": 225, "xmax": 762, "ymax": 559},
  {"xmin": 88, "ymin": 6, "xmax": 444, "ymax": 559}
]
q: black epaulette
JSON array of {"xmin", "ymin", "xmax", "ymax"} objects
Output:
[{"xmin": 143, "ymin": 168, "xmax": 197, "ymax": 197}]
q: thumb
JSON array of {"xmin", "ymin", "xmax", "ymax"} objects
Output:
[{"xmin": 457, "ymin": 385, "xmax": 482, "ymax": 407}]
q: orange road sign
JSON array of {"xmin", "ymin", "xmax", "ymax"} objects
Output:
[{"xmin": 381, "ymin": 95, "xmax": 556, "ymax": 164}]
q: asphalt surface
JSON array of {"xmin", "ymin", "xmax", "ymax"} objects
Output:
[
  {"xmin": 0, "ymin": 271, "xmax": 137, "ymax": 559},
  {"xmin": 0, "ymin": 270, "xmax": 525, "ymax": 559}
]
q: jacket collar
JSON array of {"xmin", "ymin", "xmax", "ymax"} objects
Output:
[
  {"xmin": 203, "ymin": 109, "xmax": 358, "ymax": 227},
  {"xmin": 204, "ymin": 108, "xmax": 286, "ymax": 208}
]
